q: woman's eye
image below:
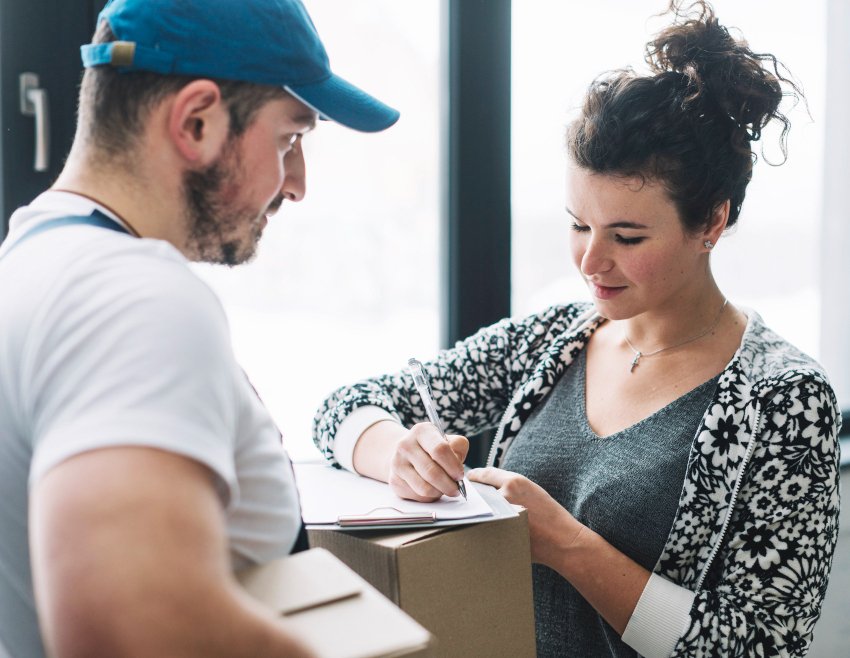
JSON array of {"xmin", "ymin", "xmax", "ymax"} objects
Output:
[
  {"xmin": 615, "ymin": 235, "xmax": 645, "ymax": 245},
  {"xmin": 570, "ymin": 223, "xmax": 644, "ymax": 245}
]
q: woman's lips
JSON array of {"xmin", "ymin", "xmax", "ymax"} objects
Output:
[{"xmin": 588, "ymin": 281, "xmax": 627, "ymax": 300}]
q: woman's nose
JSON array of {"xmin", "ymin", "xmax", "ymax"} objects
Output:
[{"xmin": 580, "ymin": 235, "xmax": 613, "ymax": 277}]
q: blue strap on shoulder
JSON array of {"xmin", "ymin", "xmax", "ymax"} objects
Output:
[{"xmin": 0, "ymin": 210, "xmax": 130, "ymax": 263}]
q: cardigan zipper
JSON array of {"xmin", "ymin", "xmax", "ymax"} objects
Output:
[
  {"xmin": 486, "ymin": 397, "xmax": 516, "ymax": 466},
  {"xmin": 694, "ymin": 402, "xmax": 764, "ymax": 592}
]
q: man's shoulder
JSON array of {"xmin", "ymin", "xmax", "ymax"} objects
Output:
[
  {"xmin": 79, "ymin": 236, "xmax": 214, "ymax": 303},
  {"xmin": 3, "ymin": 226, "xmax": 229, "ymax": 360},
  {"xmin": 15, "ymin": 225, "xmax": 219, "ymax": 317},
  {"xmin": 67, "ymin": 241, "xmax": 227, "ymax": 340}
]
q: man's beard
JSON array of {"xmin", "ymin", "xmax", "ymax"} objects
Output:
[{"xmin": 182, "ymin": 140, "xmax": 267, "ymax": 266}]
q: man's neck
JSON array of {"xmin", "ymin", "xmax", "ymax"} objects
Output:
[{"xmin": 53, "ymin": 149, "xmax": 188, "ymax": 254}]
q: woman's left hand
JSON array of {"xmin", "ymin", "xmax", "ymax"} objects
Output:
[{"xmin": 468, "ymin": 467, "xmax": 585, "ymax": 570}]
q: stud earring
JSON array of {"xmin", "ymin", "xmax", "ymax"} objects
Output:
[{"xmin": 704, "ymin": 240, "xmax": 714, "ymax": 250}]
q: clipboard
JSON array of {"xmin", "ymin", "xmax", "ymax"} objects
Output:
[
  {"xmin": 328, "ymin": 482, "xmax": 518, "ymax": 531},
  {"xmin": 294, "ymin": 460, "xmax": 519, "ymax": 531},
  {"xmin": 337, "ymin": 507, "xmax": 437, "ymax": 527}
]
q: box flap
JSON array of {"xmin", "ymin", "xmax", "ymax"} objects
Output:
[
  {"xmin": 236, "ymin": 548, "xmax": 362, "ymax": 615},
  {"xmin": 276, "ymin": 583, "xmax": 435, "ymax": 657},
  {"xmin": 238, "ymin": 548, "xmax": 436, "ymax": 657},
  {"xmin": 369, "ymin": 526, "xmax": 450, "ymax": 548}
]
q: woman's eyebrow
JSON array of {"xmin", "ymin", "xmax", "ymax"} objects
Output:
[
  {"xmin": 564, "ymin": 207, "xmax": 648, "ymax": 230},
  {"xmin": 607, "ymin": 220, "xmax": 649, "ymax": 229}
]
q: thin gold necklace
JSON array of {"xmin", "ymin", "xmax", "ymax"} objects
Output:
[{"xmin": 624, "ymin": 299, "xmax": 728, "ymax": 373}]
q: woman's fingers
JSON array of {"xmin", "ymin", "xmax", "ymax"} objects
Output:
[
  {"xmin": 468, "ymin": 466, "xmax": 509, "ymax": 488},
  {"xmin": 447, "ymin": 435, "xmax": 470, "ymax": 463},
  {"xmin": 402, "ymin": 441, "xmax": 462, "ymax": 497},
  {"xmin": 414, "ymin": 424, "xmax": 466, "ymax": 480},
  {"xmin": 390, "ymin": 424, "xmax": 468, "ymax": 500},
  {"xmin": 388, "ymin": 462, "xmax": 443, "ymax": 502},
  {"xmin": 469, "ymin": 467, "xmax": 529, "ymax": 502}
]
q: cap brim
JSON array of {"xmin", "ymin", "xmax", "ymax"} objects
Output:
[{"xmin": 286, "ymin": 74, "xmax": 399, "ymax": 133}]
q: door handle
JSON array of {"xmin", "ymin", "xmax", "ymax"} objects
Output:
[{"xmin": 19, "ymin": 73, "xmax": 50, "ymax": 172}]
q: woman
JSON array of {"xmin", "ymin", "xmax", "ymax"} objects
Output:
[{"xmin": 312, "ymin": 2, "xmax": 841, "ymax": 656}]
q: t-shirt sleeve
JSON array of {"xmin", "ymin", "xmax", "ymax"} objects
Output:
[{"xmin": 26, "ymin": 250, "xmax": 239, "ymax": 504}]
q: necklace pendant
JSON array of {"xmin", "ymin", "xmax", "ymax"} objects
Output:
[{"xmin": 630, "ymin": 351, "xmax": 641, "ymax": 373}]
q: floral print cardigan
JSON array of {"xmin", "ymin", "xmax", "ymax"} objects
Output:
[{"xmin": 313, "ymin": 303, "xmax": 841, "ymax": 657}]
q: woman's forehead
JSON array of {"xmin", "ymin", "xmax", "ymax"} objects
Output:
[{"xmin": 567, "ymin": 168, "xmax": 676, "ymax": 216}]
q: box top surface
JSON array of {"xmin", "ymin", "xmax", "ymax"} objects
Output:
[
  {"xmin": 351, "ymin": 507, "xmax": 527, "ymax": 549},
  {"xmin": 236, "ymin": 547, "xmax": 362, "ymax": 615}
]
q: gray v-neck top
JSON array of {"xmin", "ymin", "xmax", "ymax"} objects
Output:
[{"xmin": 501, "ymin": 349, "xmax": 719, "ymax": 658}]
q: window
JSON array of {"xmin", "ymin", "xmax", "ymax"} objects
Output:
[
  {"xmin": 512, "ymin": 0, "xmax": 826, "ymax": 358},
  {"xmin": 194, "ymin": 0, "xmax": 441, "ymax": 459}
]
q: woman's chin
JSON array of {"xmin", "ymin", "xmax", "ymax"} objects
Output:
[{"xmin": 590, "ymin": 299, "xmax": 631, "ymax": 321}]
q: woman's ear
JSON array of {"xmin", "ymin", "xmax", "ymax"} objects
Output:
[
  {"xmin": 167, "ymin": 79, "xmax": 230, "ymax": 165},
  {"xmin": 701, "ymin": 199, "xmax": 731, "ymax": 251}
]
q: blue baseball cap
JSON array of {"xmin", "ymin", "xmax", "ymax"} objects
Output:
[{"xmin": 80, "ymin": 0, "xmax": 400, "ymax": 133}]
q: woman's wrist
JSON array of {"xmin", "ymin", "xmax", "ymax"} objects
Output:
[
  {"xmin": 546, "ymin": 518, "xmax": 593, "ymax": 574},
  {"xmin": 551, "ymin": 522, "xmax": 650, "ymax": 635},
  {"xmin": 532, "ymin": 509, "xmax": 589, "ymax": 574},
  {"xmin": 352, "ymin": 419, "xmax": 406, "ymax": 481}
]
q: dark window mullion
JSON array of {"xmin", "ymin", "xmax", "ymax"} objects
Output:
[{"xmin": 442, "ymin": 0, "xmax": 511, "ymax": 465}]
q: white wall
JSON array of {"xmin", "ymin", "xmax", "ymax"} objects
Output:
[{"xmin": 819, "ymin": 0, "xmax": 850, "ymax": 407}]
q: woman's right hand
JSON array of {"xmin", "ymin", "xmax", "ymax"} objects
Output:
[
  {"xmin": 387, "ymin": 423, "xmax": 469, "ymax": 502},
  {"xmin": 353, "ymin": 419, "xmax": 469, "ymax": 502}
]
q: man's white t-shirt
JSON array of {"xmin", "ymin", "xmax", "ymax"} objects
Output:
[{"xmin": 0, "ymin": 192, "xmax": 302, "ymax": 658}]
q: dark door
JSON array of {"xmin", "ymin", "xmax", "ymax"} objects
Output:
[{"xmin": 0, "ymin": 0, "xmax": 105, "ymax": 239}]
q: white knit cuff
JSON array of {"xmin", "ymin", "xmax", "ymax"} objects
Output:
[
  {"xmin": 621, "ymin": 573, "xmax": 695, "ymax": 658},
  {"xmin": 334, "ymin": 406, "xmax": 399, "ymax": 473}
]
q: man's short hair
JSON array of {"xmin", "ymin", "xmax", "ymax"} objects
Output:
[{"xmin": 78, "ymin": 21, "xmax": 288, "ymax": 159}]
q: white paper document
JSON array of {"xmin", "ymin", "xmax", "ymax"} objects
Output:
[{"xmin": 294, "ymin": 462, "xmax": 494, "ymax": 526}]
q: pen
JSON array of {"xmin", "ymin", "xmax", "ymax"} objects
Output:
[{"xmin": 407, "ymin": 358, "xmax": 467, "ymax": 500}]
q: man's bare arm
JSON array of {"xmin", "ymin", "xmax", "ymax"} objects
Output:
[{"xmin": 30, "ymin": 446, "xmax": 314, "ymax": 658}]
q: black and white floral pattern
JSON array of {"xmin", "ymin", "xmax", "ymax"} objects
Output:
[{"xmin": 313, "ymin": 303, "xmax": 841, "ymax": 657}]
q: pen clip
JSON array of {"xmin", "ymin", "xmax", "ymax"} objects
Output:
[
  {"xmin": 407, "ymin": 358, "xmax": 443, "ymax": 434},
  {"xmin": 407, "ymin": 358, "xmax": 432, "ymax": 398}
]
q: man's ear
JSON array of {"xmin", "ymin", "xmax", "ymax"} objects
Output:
[{"xmin": 167, "ymin": 80, "xmax": 230, "ymax": 165}]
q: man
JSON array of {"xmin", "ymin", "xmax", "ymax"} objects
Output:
[{"xmin": 0, "ymin": 0, "xmax": 398, "ymax": 655}]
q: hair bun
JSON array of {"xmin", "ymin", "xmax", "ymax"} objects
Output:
[
  {"xmin": 647, "ymin": 3, "xmax": 737, "ymax": 76},
  {"xmin": 645, "ymin": 0, "xmax": 796, "ymax": 150}
]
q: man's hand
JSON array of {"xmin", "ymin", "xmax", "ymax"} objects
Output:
[{"xmin": 30, "ymin": 447, "xmax": 315, "ymax": 658}]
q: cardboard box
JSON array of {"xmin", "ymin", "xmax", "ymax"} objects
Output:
[
  {"xmin": 308, "ymin": 510, "xmax": 536, "ymax": 658},
  {"xmin": 237, "ymin": 547, "xmax": 435, "ymax": 657}
]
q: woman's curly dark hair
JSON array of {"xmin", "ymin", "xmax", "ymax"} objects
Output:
[{"xmin": 566, "ymin": 0, "xmax": 803, "ymax": 231}]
